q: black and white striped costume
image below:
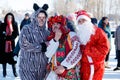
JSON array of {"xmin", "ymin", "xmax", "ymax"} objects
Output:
[{"xmin": 19, "ymin": 5, "xmax": 49, "ymax": 80}]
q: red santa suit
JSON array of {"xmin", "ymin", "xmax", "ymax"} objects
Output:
[{"xmin": 75, "ymin": 10, "xmax": 110, "ymax": 80}]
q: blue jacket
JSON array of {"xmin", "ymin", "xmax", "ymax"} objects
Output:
[{"xmin": 98, "ymin": 20, "xmax": 111, "ymax": 48}]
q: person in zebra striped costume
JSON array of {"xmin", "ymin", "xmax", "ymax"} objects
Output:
[{"xmin": 19, "ymin": 3, "xmax": 49, "ymax": 80}]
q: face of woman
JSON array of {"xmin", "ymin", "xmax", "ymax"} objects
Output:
[
  {"xmin": 7, "ymin": 15, "xmax": 12, "ymax": 22},
  {"xmin": 103, "ymin": 19, "xmax": 109, "ymax": 25},
  {"xmin": 52, "ymin": 23, "xmax": 61, "ymax": 33},
  {"xmin": 37, "ymin": 13, "xmax": 46, "ymax": 27}
]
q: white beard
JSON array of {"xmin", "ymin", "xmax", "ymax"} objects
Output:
[{"xmin": 76, "ymin": 21, "xmax": 95, "ymax": 45}]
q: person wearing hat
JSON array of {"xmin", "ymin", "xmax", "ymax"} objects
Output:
[
  {"xmin": 45, "ymin": 15, "xmax": 82, "ymax": 80},
  {"xmin": 13, "ymin": 13, "xmax": 31, "ymax": 57},
  {"xmin": 19, "ymin": 3, "xmax": 49, "ymax": 80},
  {"xmin": 75, "ymin": 10, "xmax": 110, "ymax": 80},
  {"xmin": 20, "ymin": 13, "xmax": 31, "ymax": 30}
]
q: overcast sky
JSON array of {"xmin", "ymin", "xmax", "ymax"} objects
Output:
[{"xmin": 0, "ymin": 0, "xmax": 53, "ymax": 11}]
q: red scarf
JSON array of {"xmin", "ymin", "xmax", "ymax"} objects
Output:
[{"xmin": 5, "ymin": 20, "xmax": 13, "ymax": 53}]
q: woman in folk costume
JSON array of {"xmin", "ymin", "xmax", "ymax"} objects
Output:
[
  {"xmin": 75, "ymin": 10, "xmax": 110, "ymax": 80},
  {"xmin": 45, "ymin": 15, "xmax": 82, "ymax": 80},
  {"xmin": 0, "ymin": 13, "xmax": 19, "ymax": 77},
  {"xmin": 19, "ymin": 3, "xmax": 49, "ymax": 80}
]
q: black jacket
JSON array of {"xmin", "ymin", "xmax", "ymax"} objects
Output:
[
  {"xmin": 20, "ymin": 18, "xmax": 31, "ymax": 30},
  {"xmin": 0, "ymin": 22, "xmax": 19, "ymax": 64},
  {"xmin": 66, "ymin": 19, "xmax": 75, "ymax": 32},
  {"xmin": 0, "ymin": 23, "xmax": 19, "ymax": 53}
]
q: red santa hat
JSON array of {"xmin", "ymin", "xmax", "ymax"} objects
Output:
[{"xmin": 75, "ymin": 10, "xmax": 91, "ymax": 23}]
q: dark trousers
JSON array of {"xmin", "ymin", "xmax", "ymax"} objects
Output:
[
  {"xmin": 117, "ymin": 50, "xmax": 120, "ymax": 67},
  {"xmin": 105, "ymin": 50, "xmax": 110, "ymax": 62},
  {"xmin": 116, "ymin": 49, "xmax": 118, "ymax": 59},
  {"xmin": 2, "ymin": 63, "xmax": 17, "ymax": 77}
]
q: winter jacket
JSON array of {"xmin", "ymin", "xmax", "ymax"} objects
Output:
[
  {"xmin": 115, "ymin": 26, "xmax": 120, "ymax": 50},
  {"xmin": 91, "ymin": 18, "xmax": 97, "ymax": 25},
  {"xmin": 66, "ymin": 19, "xmax": 75, "ymax": 32},
  {"xmin": 98, "ymin": 20, "xmax": 111, "ymax": 48},
  {"xmin": 20, "ymin": 18, "xmax": 31, "ymax": 30},
  {"xmin": 0, "ymin": 22, "xmax": 19, "ymax": 64}
]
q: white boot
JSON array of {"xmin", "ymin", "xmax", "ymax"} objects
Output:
[{"xmin": 105, "ymin": 62, "xmax": 111, "ymax": 68}]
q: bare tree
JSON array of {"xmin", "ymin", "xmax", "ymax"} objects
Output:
[
  {"xmin": 53, "ymin": 0, "xmax": 78, "ymax": 15},
  {"xmin": 50, "ymin": 0, "xmax": 120, "ymax": 24}
]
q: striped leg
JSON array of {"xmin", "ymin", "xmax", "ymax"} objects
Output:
[{"xmin": 19, "ymin": 69, "xmax": 37, "ymax": 80}]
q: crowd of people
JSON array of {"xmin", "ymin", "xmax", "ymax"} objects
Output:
[{"xmin": 0, "ymin": 3, "xmax": 119, "ymax": 80}]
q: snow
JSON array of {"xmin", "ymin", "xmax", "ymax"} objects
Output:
[
  {"xmin": 103, "ymin": 38, "xmax": 120, "ymax": 80},
  {"xmin": 0, "ymin": 38, "xmax": 120, "ymax": 80}
]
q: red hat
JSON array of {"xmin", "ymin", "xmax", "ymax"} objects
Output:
[{"xmin": 75, "ymin": 10, "xmax": 91, "ymax": 23}]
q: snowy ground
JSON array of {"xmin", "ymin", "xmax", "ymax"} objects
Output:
[
  {"xmin": 0, "ymin": 38, "xmax": 120, "ymax": 80},
  {"xmin": 103, "ymin": 38, "xmax": 120, "ymax": 80}
]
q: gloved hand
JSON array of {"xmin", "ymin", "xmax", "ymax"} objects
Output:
[
  {"xmin": 41, "ymin": 42, "xmax": 47, "ymax": 52},
  {"xmin": 12, "ymin": 52, "xmax": 18, "ymax": 57}
]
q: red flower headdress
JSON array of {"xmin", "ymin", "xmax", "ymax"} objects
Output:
[
  {"xmin": 47, "ymin": 15, "xmax": 70, "ymax": 41},
  {"xmin": 48, "ymin": 15, "xmax": 66, "ymax": 28}
]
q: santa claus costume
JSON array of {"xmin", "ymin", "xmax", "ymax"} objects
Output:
[
  {"xmin": 45, "ymin": 15, "xmax": 82, "ymax": 80},
  {"xmin": 75, "ymin": 10, "xmax": 110, "ymax": 80}
]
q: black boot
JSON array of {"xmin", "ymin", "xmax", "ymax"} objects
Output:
[
  {"xmin": 12, "ymin": 64, "xmax": 18, "ymax": 77},
  {"xmin": 2, "ymin": 64, "xmax": 7, "ymax": 77},
  {"xmin": 113, "ymin": 67, "xmax": 120, "ymax": 71}
]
